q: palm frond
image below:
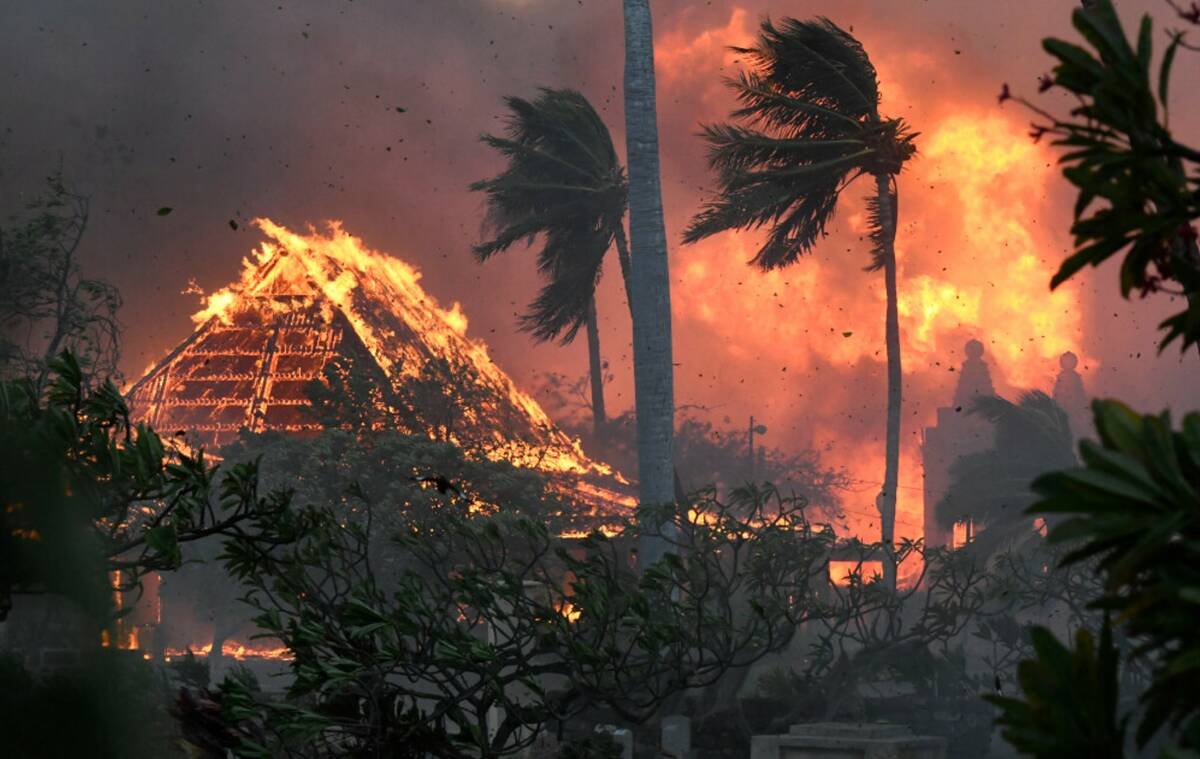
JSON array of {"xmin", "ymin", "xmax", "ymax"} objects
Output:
[
  {"xmin": 735, "ymin": 17, "xmax": 880, "ymax": 125},
  {"xmin": 519, "ymin": 227, "xmax": 609, "ymax": 344},
  {"xmin": 728, "ymin": 72, "xmax": 863, "ymax": 138},
  {"xmin": 685, "ymin": 16, "xmax": 910, "ymax": 268},
  {"xmin": 683, "ymin": 166, "xmax": 850, "ymax": 266},
  {"xmin": 700, "ymin": 122, "xmax": 867, "ymax": 175},
  {"xmin": 471, "ymin": 88, "xmax": 626, "ymax": 342},
  {"xmin": 973, "ymin": 391, "xmax": 1074, "ymax": 455}
]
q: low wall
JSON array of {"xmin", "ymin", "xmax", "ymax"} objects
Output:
[{"xmin": 751, "ymin": 722, "xmax": 946, "ymax": 759}]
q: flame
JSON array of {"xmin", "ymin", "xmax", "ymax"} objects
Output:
[
  {"xmin": 556, "ymin": 600, "xmax": 582, "ymax": 623},
  {"xmin": 829, "ymin": 560, "xmax": 883, "ymax": 587},
  {"xmin": 163, "ymin": 641, "xmax": 293, "ymax": 662},
  {"xmin": 99, "ymin": 625, "xmax": 139, "ymax": 651},
  {"xmin": 914, "ymin": 114, "xmax": 1091, "ymax": 387}
]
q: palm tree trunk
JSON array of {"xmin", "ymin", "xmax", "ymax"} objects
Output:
[
  {"xmin": 613, "ymin": 223, "xmax": 636, "ymax": 322},
  {"xmin": 584, "ymin": 296, "xmax": 608, "ymax": 438},
  {"xmin": 623, "ymin": 0, "xmax": 676, "ymax": 565},
  {"xmin": 875, "ymin": 173, "xmax": 902, "ymax": 590}
]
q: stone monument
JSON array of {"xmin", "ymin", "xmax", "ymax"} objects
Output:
[
  {"xmin": 1052, "ymin": 351, "xmax": 1091, "ymax": 440},
  {"xmin": 661, "ymin": 715, "xmax": 691, "ymax": 758}
]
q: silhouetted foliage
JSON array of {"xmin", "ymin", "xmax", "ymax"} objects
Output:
[
  {"xmin": 996, "ymin": 400, "xmax": 1200, "ymax": 751},
  {"xmin": 1004, "ymin": 0, "xmax": 1200, "ymax": 352},
  {"xmin": 472, "ymin": 88, "xmax": 631, "ymax": 345},
  {"xmin": 990, "ymin": 622, "xmax": 1126, "ymax": 759},
  {"xmin": 0, "ymin": 651, "xmax": 173, "ymax": 758},
  {"xmin": 537, "ymin": 372, "xmax": 848, "ymax": 520},
  {"xmin": 0, "ymin": 352, "xmax": 289, "ymax": 622},
  {"xmin": 472, "ymin": 88, "xmax": 632, "ymax": 436},
  {"xmin": 183, "ymin": 486, "xmax": 833, "ymax": 758},
  {"xmin": 936, "ymin": 392, "xmax": 1076, "ymax": 557},
  {"xmin": 987, "ymin": 2, "xmax": 1200, "ymax": 755},
  {"xmin": 0, "ymin": 170, "xmax": 121, "ymax": 391}
]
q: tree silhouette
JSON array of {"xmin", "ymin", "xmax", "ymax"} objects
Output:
[
  {"xmin": 472, "ymin": 88, "xmax": 632, "ymax": 438},
  {"xmin": 684, "ymin": 17, "xmax": 916, "ymax": 587}
]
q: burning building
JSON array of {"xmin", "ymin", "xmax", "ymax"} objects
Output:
[{"xmin": 127, "ymin": 218, "xmax": 632, "ymax": 509}]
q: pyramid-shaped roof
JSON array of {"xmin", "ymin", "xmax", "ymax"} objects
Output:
[{"xmin": 128, "ymin": 219, "xmax": 631, "ymax": 510}]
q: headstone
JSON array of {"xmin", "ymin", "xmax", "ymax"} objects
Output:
[
  {"xmin": 526, "ymin": 730, "xmax": 559, "ymax": 758},
  {"xmin": 661, "ymin": 715, "xmax": 691, "ymax": 758},
  {"xmin": 595, "ymin": 725, "xmax": 634, "ymax": 759},
  {"xmin": 612, "ymin": 728, "xmax": 633, "ymax": 759}
]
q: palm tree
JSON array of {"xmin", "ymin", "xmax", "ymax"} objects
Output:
[
  {"xmin": 936, "ymin": 392, "xmax": 1077, "ymax": 558},
  {"xmin": 623, "ymin": 0, "xmax": 677, "ymax": 564},
  {"xmin": 682, "ymin": 17, "xmax": 916, "ymax": 587},
  {"xmin": 471, "ymin": 88, "xmax": 633, "ymax": 438}
]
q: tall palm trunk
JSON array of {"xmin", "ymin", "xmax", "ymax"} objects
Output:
[
  {"xmin": 584, "ymin": 296, "xmax": 607, "ymax": 437},
  {"xmin": 875, "ymin": 173, "xmax": 902, "ymax": 589},
  {"xmin": 623, "ymin": 0, "xmax": 676, "ymax": 565}
]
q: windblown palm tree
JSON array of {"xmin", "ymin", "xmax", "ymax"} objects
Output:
[
  {"xmin": 683, "ymin": 17, "xmax": 916, "ymax": 587},
  {"xmin": 624, "ymin": 0, "xmax": 678, "ymax": 565},
  {"xmin": 936, "ymin": 392, "xmax": 1077, "ymax": 559},
  {"xmin": 471, "ymin": 88, "xmax": 633, "ymax": 437}
]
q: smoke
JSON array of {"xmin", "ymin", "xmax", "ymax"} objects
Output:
[{"xmin": 2, "ymin": 0, "xmax": 1194, "ymax": 538}]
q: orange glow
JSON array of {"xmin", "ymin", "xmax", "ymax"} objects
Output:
[
  {"xmin": 915, "ymin": 114, "xmax": 1091, "ymax": 387},
  {"xmin": 558, "ymin": 525, "xmax": 621, "ymax": 539},
  {"xmin": 162, "ymin": 640, "xmax": 293, "ymax": 662},
  {"xmin": 829, "ymin": 560, "xmax": 884, "ymax": 587},
  {"xmin": 99, "ymin": 623, "xmax": 139, "ymax": 651},
  {"xmin": 952, "ymin": 521, "xmax": 973, "ymax": 549},
  {"xmin": 660, "ymin": 9, "xmax": 1092, "ymax": 544},
  {"xmin": 556, "ymin": 600, "xmax": 582, "ymax": 623}
]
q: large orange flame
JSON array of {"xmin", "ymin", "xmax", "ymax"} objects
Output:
[{"xmin": 163, "ymin": 640, "xmax": 293, "ymax": 662}]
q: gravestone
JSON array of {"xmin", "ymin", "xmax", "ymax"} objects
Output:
[
  {"xmin": 612, "ymin": 728, "xmax": 633, "ymax": 759},
  {"xmin": 661, "ymin": 715, "xmax": 691, "ymax": 758},
  {"xmin": 526, "ymin": 730, "xmax": 558, "ymax": 758},
  {"xmin": 596, "ymin": 725, "xmax": 634, "ymax": 759}
]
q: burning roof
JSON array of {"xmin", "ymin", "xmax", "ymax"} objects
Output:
[{"xmin": 128, "ymin": 218, "xmax": 632, "ymax": 509}]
